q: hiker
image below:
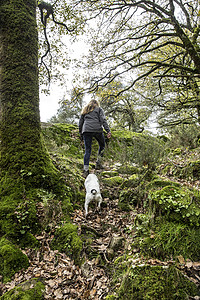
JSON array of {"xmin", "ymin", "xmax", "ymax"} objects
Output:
[{"xmin": 79, "ymin": 99, "xmax": 111, "ymax": 177}]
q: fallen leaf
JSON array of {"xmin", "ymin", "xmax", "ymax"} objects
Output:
[{"xmin": 177, "ymin": 255, "xmax": 185, "ymax": 265}]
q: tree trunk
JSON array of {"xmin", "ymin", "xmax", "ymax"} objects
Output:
[
  {"xmin": 0, "ymin": 0, "xmax": 42, "ymax": 174},
  {"xmin": 0, "ymin": 0, "xmax": 68, "ymax": 240}
]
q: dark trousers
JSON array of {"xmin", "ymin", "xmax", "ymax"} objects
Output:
[{"xmin": 83, "ymin": 132, "xmax": 105, "ymax": 166}]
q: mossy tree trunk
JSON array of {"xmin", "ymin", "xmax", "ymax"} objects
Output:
[
  {"xmin": 0, "ymin": 0, "xmax": 66, "ymax": 240},
  {"xmin": 0, "ymin": 0, "xmax": 41, "ymax": 173}
]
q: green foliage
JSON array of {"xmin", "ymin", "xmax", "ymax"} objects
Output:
[
  {"xmin": 0, "ymin": 278, "xmax": 45, "ymax": 300},
  {"xmin": 0, "ymin": 186, "xmax": 41, "ymax": 241},
  {"xmin": 95, "ymin": 80, "xmax": 150, "ymax": 132},
  {"xmin": 115, "ymin": 265, "xmax": 199, "ymax": 300},
  {"xmin": 158, "ymin": 147, "xmax": 200, "ymax": 181},
  {"xmin": 178, "ymin": 160, "xmax": 200, "ymax": 180},
  {"xmin": 139, "ymin": 221, "xmax": 200, "ymax": 261},
  {"xmin": 130, "ymin": 134, "xmax": 165, "ymax": 169},
  {"xmin": 0, "ymin": 238, "xmax": 29, "ymax": 283},
  {"xmin": 49, "ymin": 88, "xmax": 84, "ymax": 124},
  {"xmin": 106, "ymin": 130, "xmax": 165, "ymax": 169},
  {"xmin": 51, "ymin": 222, "xmax": 83, "ymax": 264},
  {"xmin": 14, "ymin": 199, "xmax": 39, "ymax": 236},
  {"xmin": 166, "ymin": 124, "xmax": 200, "ymax": 149},
  {"xmin": 149, "ymin": 186, "xmax": 200, "ymax": 226}
]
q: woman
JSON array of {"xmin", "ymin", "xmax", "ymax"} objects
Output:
[{"xmin": 79, "ymin": 100, "xmax": 111, "ymax": 177}]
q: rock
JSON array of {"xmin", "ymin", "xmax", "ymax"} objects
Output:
[
  {"xmin": 106, "ymin": 235, "xmax": 125, "ymax": 259},
  {"xmin": 108, "ymin": 235, "xmax": 124, "ymax": 251},
  {"xmin": 81, "ymin": 261, "xmax": 93, "ymax": 277}
]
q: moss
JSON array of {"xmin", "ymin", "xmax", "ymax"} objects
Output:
[
  {"xmin": 115, "ymin": 165, "xmax": 140, "ymax": 175},
  {"xmin": 102, "ymin": 176, "xmax": 124, "ymax": 187},
  {"xmin": 51, "ymin": 222, "xmax": 82, "ymax": 264},
  {"xmin": 121, "ymin": 174, "xmax": 140, "ymax": 189},
  {"xmin": 0, "ymin": 278, "xmax": 45, "ymax": 299},
  {"xmin": 0, "ymin": 238, "xmax": 29, "ymax": 283},
  {"xmin": 146, "ymin": 177, "xmax": 181, "ymax": 190},
  {"xmin": 0, "ymin": 168, "xmax": 73, "ymax": 240},
  {"xmin": 114, "ymin": 265, "xmax": 199, "ymax": 299},
  {"xmin": 42, "ymin": 123, "xmax": 83, "ymax": 159},
  {"xmin": 0, "ymin": 188, "xmax": 64, "ymax": 242},
  {"xmin": 101, "ymin": 170, "xmax": 119, "ymax": 177},
  {"xmin": 18, "ymin": 232, "xmax": 39, "ymax": 249}
]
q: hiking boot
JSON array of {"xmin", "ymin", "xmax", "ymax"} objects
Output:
[
  {"xmin": 83, "ymin": 170, "xmax": 89, "ymax": 178},
  {"xmin": 95, "ymin": 161, "xmax": 104, "ymax": 170}
]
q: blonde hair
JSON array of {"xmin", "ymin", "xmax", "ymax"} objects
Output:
[{"xmin": 81, "ymin": 100, "xmax": 99, "ymax": 115}]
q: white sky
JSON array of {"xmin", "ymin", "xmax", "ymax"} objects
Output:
[
  {"xmin": 39, "ymin": 86, "xmax": 62, "ymax": 122},
  {"xmin": 39, "ymin": 36, "xmax": 89, "ymax": 122}
]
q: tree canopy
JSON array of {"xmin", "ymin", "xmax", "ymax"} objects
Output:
[{"xmin": 61, "ymin": 0, "xmax": 200, "ymax": 128}]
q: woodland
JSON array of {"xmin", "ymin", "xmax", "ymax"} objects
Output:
[{"xmin": 0, "ymin": 0, "xmax": 200, "ymax": 299}]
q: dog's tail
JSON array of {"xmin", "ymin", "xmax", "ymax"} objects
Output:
[{"xmin": 91, "ymin": 189, "xmax": 97, "ymax": 195}]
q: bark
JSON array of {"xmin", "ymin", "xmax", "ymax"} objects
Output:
[
  {"xmin": 0, "ymin": 0, "xmax": 56, "ymax": 184},
  {"xmin": 0, "ymin": 0, "xmax": 67, "ymax": 239},
  {"xmin": 0, "ymin": 0, "xmax": 40, "ymax": 172}
]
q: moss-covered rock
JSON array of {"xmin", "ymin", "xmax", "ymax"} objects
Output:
[
  {"xmin": 111, "ymin": 164, "xmax": 140, "ymax": 175},
  {"xmin": 158, "ymin": 159, "xmax": 200, "ymax": 181},
  {"xmin": 121, "ymin": 174, "xmax": 140, "ymax": 189},
  {"xmin": 148, "ymin": 186, "xmax": 200, "ymax": 226},
  {"xmin": 102, "ymin": 176, "xmax": 124, "ymax": 187},
  {"xmin": 107, "ymin": 265, "xmax": 199, "ymax": 299},
  {"xmin": 146, "ymin": 177, "xmax": 181, "ymax": 190},
  {"xmin": 101, "ymin": 170, "xmax": 119, "ymax": 177},
  {"xmin": 0, "ymin": 278, "xmax": 45, "ymax": 299},
  {"xmin": 0, "ymin": 238, "xmax": 29, "ymax": 283},
  {"xmin": 50, "ymin": 222, "xmax": 82, "ymax": 264}
]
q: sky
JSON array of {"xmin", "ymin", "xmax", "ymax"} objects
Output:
[
  {"xmin": 39, "ymin": 36, "xmax": 90, "ymax": 122},
  {"xmin": 40, "ymin": 87, "xmax": 62, "ymax": 122}
]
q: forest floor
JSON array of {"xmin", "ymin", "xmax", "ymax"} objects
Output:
[{"xmin": 1, "ymin": 162, "xmax": 200, "ymax": 299}]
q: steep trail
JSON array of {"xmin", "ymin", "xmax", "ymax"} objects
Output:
[
  {"xmin": 0, "ymin": 164, "xmax": 130, "ymax": 299},
  {"xmin": 0, "ymin": 161, "xmax": 138, "ymax": 299}
]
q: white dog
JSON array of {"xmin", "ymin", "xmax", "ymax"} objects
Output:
[{"xmin": 84, "ymin": 174, "xmax": 102, "ymax": 216}]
